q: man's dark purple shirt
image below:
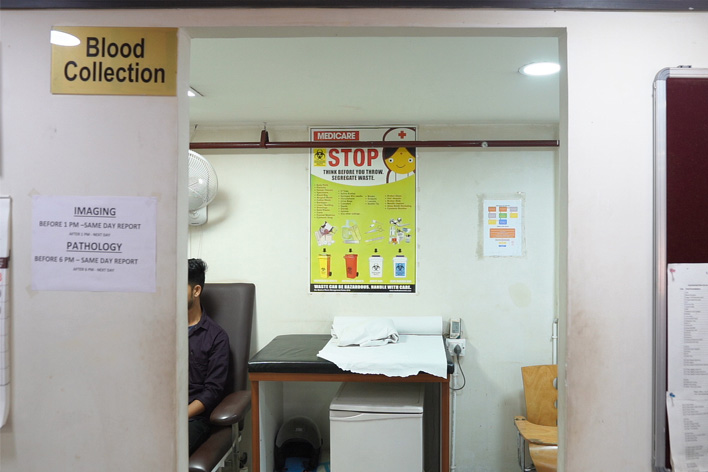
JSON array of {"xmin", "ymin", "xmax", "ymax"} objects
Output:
[{"xmin": 189, "ymin": 308, "xmax": 230, "ymax": 418}]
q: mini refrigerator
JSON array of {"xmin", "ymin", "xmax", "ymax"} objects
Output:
[{"xmin": 329, "ymin": 382, "xmax": 424, "ymax": 472}]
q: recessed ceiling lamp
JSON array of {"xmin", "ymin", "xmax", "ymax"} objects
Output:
[
  {"xmin": 50, "ymin": 30, "xmax": 81, "ymax": 46},
  {"xmin": 188, "ymin": 87, "xmax": 203, "ymax": 98},
  {"xmin": 519, "ymin": 62, "xmax": 561, "ymax": 76}
]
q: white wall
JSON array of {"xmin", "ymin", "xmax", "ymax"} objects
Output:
[
  {"xmin": 0, "ymin": 11, "xmax": 191, "ymax": 472},
  {"xmin": 2, "ymin": 7, "xmax": 708, "ymax": 472},
  {"xmin": 190, "ymin": 124, "xmax": 559, "ymax": 471}
]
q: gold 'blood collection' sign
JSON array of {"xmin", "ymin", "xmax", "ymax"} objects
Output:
[{"xmin": 51, "ymin": 27, "xmax": 177, "ymax": 96}]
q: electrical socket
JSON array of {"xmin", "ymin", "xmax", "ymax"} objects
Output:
[{"xmin": 446, "ymin": 338, "xmax": 466, "ymax": 356}]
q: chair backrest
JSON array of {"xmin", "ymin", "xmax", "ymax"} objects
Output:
[
  {"xmin": 200, "ymin": 283, "xmax": 255, "ymax": 393},
  {"xmin": 521, "ymin": 364, "xmax": 558, "ymax": 426}
]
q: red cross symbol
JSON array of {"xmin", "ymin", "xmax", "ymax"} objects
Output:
[{"xmin": 398, "ymin": 130, "xmax": 407, "ymax": 139}]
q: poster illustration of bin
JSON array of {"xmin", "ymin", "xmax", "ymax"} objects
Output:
[{"xmin": 310, "ymin": 126, "xmax": 417, "ymax": 293}]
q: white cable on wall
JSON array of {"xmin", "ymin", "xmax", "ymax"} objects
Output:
[
  {"xmin": 450, "ymin": 360, "xmax": 458, "ymax": 472},
  {"xmin": 552, "ymin": 318, "xmax": 559, "ymax": 365},
  {"xmin": 0, "ymin": 196, "xmax": 11, "ymax": 428},
  {"xmin": 450, "ymin": 346, "xmax": 467, "ymax": 472}
]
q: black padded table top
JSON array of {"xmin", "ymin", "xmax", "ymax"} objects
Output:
[{"xmin": 248, "ymin": 334, "xmax": 454, "ymax": 375}]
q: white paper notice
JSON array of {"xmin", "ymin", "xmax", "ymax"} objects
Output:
[
  {"xmin": 668, "ymin": 263, "xmax": 708, "ymax": 398},
  {"xmin": 666, "ymin": 393, "xmax": 708, "ymax": 472},
  {"xmin": 667, "ymin": 263, "xmax": 708, "ymax": 472},
  {"xmin": 483, "ymin": 198, "xmax": 524, "ymax": 257},
  {"xmin": 32, "ymin": 196, "xmax": 157, "ymax": 292}
]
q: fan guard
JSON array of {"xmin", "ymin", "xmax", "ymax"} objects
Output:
[{"xmin": 188, "ymin": 150, "xmax": 218, "ymax": 225}]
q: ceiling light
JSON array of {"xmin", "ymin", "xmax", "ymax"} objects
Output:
[
  {"xmin": 50, "ymin": 30, "xmax": 81, "ymax": 47},
  {"xmin": 519, "ymin": 62, "xmax": 560, "ymax": 76},
  {"xmin": 188, "ymin": 87, "xmax": 203, "ymax": 98}
]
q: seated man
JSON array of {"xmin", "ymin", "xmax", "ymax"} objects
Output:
[{"xmin": 187, "ymin": 258, "xmax": 230, "ymax": 454}]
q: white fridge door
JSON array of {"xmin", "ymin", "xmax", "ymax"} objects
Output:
[{"xmin": 330, "ymin": 410, "xmax": 423, "ymax": 472}]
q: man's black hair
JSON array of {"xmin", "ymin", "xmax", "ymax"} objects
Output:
[{"xmin": 188, "ymin": 258, "xmax": 207, "ymax": 288}]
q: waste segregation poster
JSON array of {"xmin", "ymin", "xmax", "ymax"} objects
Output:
[{"xmin": 310, "ymin": 126, "xmax": 417, "ymax": 293}]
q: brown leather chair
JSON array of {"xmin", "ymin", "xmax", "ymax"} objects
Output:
[
  {"xmin": 514, "ymin": 364, "xmax": 558, "ymax": 472},
  {"xmin": 189, "ymin": 283, "xmax": 256, "ymax": 472}
]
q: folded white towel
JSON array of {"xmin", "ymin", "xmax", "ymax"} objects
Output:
[{"xmin": 333, "ymin": 317, "xmax": 400, "ymax": 347}]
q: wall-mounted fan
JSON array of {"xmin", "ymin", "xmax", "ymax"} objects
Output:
[{"xmin": 188, "ymin": 150, "xmax": 218, "ymax": 226}]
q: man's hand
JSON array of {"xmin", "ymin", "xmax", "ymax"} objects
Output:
[{"xmin": 188, "ymin": 399, "xmax": 206, "ymax": 418}]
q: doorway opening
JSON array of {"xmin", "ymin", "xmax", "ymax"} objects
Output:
[{"xmin": 184, "ymin": 26, "xmax": 567, "ymax": 472}]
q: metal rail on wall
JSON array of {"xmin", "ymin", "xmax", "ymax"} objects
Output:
[{"xmin": 189, "ymin": 130, "xmax": 560, "ymax": 151}]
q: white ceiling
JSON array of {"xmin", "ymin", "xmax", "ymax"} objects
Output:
[{"xmin": 188, "ymin": 29, "xmax": 560, "ymax": 128}]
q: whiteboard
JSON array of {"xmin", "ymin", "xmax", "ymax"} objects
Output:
[{"xmin": 653, "ymin": 67, "xmax": 708, "ymax": 472}]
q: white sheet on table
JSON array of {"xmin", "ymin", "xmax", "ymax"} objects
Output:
[
  {"xmin": 333, "ymin": 317, "xmax": 399, "ymax": 347},
  {"xmin": 317, "ymin": 334, "xmax": 448, "ymax": 378},
  {"xmin": 332, "ymin": 316, "xmax": 443, "ymax": 336}
]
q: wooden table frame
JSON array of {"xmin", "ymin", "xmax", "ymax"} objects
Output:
[{"xmin": 249, "ymin": 371, "xmax": 450, "ymax": 472}]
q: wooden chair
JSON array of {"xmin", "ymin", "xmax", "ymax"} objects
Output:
[{"xmin": 514, "ymin": 364, "xmax": 558, "ymax": 472}]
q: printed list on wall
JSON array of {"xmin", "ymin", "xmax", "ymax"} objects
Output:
[
  {"xmin": 32, "ymin": 196, "xmax": 157, "ymax": 292},
  {"xmin": 666, "ymin": 263, "xmax": 708, "ymax": 472},
  {"xmin": 310, "ymin": 126, "xmax": 417, "ymax": 293}
]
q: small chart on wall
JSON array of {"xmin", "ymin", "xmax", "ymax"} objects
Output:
[
  {"xmin": 482, "ymin": 197, "xmax": 525, "ymax": 257},
  {"xmin": 309, "ymin": 126, "xmax": 417, "ymax": 293}
]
